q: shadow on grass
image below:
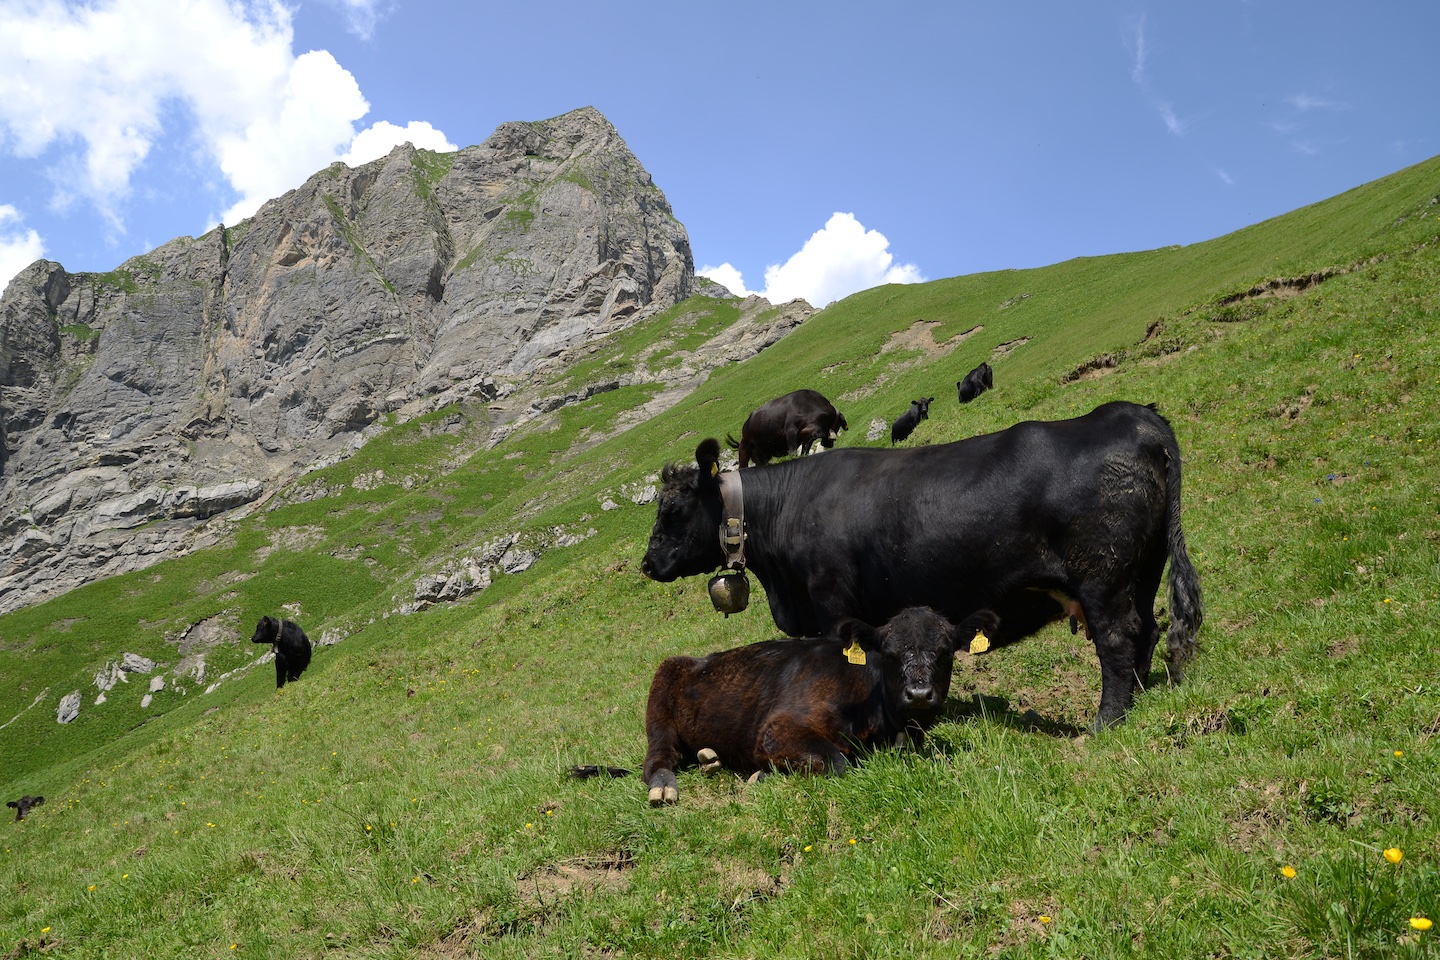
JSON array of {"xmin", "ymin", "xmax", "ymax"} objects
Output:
[{"xmin": 943, "ymin": 693, "xmax": 1086, "ymax": 739}]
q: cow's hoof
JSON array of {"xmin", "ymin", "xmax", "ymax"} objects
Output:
[
  {"xmin": 697, "ymin": 748, "xmax": 721, "ymax": 775},
  {"xmin": 746, "ymin": 771, "xmax": 768, "ymax": 784},
  {"xmin": 648, "ymin": 785, "xmax": 678, "ymax": 806}
]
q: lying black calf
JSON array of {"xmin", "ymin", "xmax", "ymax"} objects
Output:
[{"xmin": 641, "ymin": 606, "xmax": 957, "ymax": 805}]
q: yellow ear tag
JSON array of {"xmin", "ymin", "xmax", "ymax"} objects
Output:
[
  {"xmin": 843, "ymin": 641, "xmax": 867, "ymax": 665},
  {"xmin": 710, "ymin": 463, "xmax": 719, "ymax": 477},
  {"xmin": 969, "ymin": 629, "xmax": 991, "ymax": 654}
]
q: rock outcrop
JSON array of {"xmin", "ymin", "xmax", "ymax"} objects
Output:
[{"xmin": 0, "ymin": 107, "xmax": 697, "ymax": 613}]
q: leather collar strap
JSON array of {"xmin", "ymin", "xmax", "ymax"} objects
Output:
[{"xmin": 717, "ymin": 469, "xmax": 746, "ymax": 570}]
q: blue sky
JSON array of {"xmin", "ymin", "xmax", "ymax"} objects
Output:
[{"xmin": 2, "ymin": 1, "xmax": 1437, "ymax": 307}]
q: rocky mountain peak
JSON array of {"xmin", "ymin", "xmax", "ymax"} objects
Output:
[{"xmin": 0, "ymin": 107, "xmax": 698, "ymax": 613}]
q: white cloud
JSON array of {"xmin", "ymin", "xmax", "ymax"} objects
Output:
[
  {"xmin": 341, "ymin": 121, "xmax": 459, "ymax": 168},
  {"xmin": 1286, "ymin": 93, "xmax": 1341, "ymax": 112},
  {"xmin": 699, "ymin": 213, "xmax": 924, "ymax": 308},
  {"xmin": 1128, "ymin": 14, "xmax": 1150, "ymax": 86},
  {"xmin": 322, "ymin": 0, "xmax": 391, "ymax": 40},
  {"xmin": 214, "ymin": 49, "xmax": 371, "ymax": 224},
  {"xmin": 0, "ymin": 0, "xmax": 454, "ymax": 234},
  {"xmin": 696, "ymin": 262, "xmax": 753, "ymax": 298},
  {"xmin": 0, "ymin": 205, "xmax": 46, "ymax": 291},
  {"xmin": 1158, "ymin": 102, "xmax": 1186, "ymax": 136}
]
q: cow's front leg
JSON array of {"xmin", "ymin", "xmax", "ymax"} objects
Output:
[{"xmin": 645, "ymin": 768, "xmax": 678, "ymax": 806}]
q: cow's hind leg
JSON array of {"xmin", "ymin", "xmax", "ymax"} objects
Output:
[
  {"xmin": 757, "ymin": 713, "xmax": 848, "ymax": 775},
  {"xmin": 1084, "ymin": 595, "xmax": 1145, "ymax": 731},
  {"xmin": 697, "ymin": 747, "xmax": 722, "ymax": 775}
]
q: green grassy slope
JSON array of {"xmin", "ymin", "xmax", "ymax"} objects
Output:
[{"xmin": 1, "ymin": 156, "xmax": 1438, "ymax": 958}]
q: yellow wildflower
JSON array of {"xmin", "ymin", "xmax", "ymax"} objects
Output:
[
  {"xmin": 803, "ymin": 845, "xmax": 813, "ymax": 853},
  {"xmin": 1394, "ymin": 750, "xmax": 1404, "ymax": 758},
  {"xmin": 1039, "ymin": 916, "xmax": 1052, "ymax": 924},
  {"xmin": 1281, "ymin": 865, "xmax": 1297, "ymax": 879},
  {"xmin": 1384, "ymin": 848, "xmax": 1403, "ymax": 864},
  {"xmin": 1411, "ymin": 917, "xmax": 1433, "ymax": 931},
  {"xmin": 41, "ymin": 927, "xmax": 50, "ymax": 934}
]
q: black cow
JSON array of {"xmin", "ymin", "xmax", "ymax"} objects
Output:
[
  {"xmin": 250, "ymin": 616, "xmax": 313, "ymax": 689},
  {"xmin": 7, "ymin": 796, "xmax": 44, "ymax": 821},
  {"xmin": 727, "ymin": 389, "xmax": 848, "ymax": 468},
  {"xmin": 956, "ymin": 362, "xmax": 993, "ymax": 403},
  {"xmin": 641, "ymin": 401, "xmax": 1204, "ymax": 729},
  {"xmin": 642, "ymin": 607, "xmax": 957, "ymax": 805},
  {"xmin": 890, "ymin": 397, "xmax": 934, "ymax": 445}
]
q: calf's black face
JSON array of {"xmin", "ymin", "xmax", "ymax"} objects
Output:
[
  {"xmin": 862, "ymin": 606, "xmax": 956, "ymax": 719},
  {"xmin": 641, "ymin": 439, "xmax": 724, "ymax": 582}
]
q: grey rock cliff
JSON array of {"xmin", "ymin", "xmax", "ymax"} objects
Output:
[{"xmin": 0, "ymin": 107, "xmax": 696, "ymax": 613}]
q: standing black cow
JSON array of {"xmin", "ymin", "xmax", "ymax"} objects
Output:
[
  {"xmin": 642, "ymin": 607, "xmax": 957, "ymax": 805},
  {"xmin": 727, "ymin": 389, "xmax": 848, "ymax": 468},
  {"xmin": 250, "ymin": 616, "xmax": 313, "ymax": 689},
  {"xmin": 7, "ymin": 796, "xmax": 44, "ymax": 821},
  {"xmin": 642, "ymin": 401, "xmax": 1203, "ymax": 729},
  {"xmin": 956, "ymin": 362, "xmax": 993, "ymax": 403},
  {"xmin": 890, "ymin": 397, "xmax": 934, "ymax": 445}
]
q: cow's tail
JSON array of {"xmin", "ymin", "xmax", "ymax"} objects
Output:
[
  {"xmin": 725, "ymin": 434, "xmax": 742, "ymax": 451},
  {"xmin": 1160, "ymin": 418, "xmax": 1204, "ymax": 682},
  {"xmin": 569, "ymin": 765, "xmax": 632, "ymax": 780}
]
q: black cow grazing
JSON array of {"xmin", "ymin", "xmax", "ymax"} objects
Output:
[
  {"xmin": 890, "ymin": 397, "xmax": 934, "ymax": 445},
  {"xmin": 642, "ymin": 607, "xmax": 957, "ymax": 805},
  {"xmin": 7, "ymin": 796, "xmax": 44, "ymax": 821},
  {"xmin": 727, "ymin": 389, "xmax": 848, "ymax": 468},
  {"xmin": 641, "ymin": 401, "xmax": 1204, "ymax": 730},
  {"xmin": 250, "ymin": 616, "xmax": 313, "ymax": 689},
  {"xmin": 956, "ymin": 362, "xmax": 994, "ymax": 403}
]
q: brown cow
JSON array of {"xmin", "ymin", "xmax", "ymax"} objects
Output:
[{"xmin": 641, "ymin": 607, "xmax": 958, "ymax": 805}]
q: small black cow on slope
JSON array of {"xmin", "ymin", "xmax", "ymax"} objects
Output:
[
  {"xmin": 727, "ymin": 389, "xmax": 848, "ymax": 468},
  {"xmin": 956, "ymin": 362, "xmax": 993, "ymax": 403},
  {"xmin": 7, "ymin": 796, "xmax": 44, "ymax": 821},
  {"xmin": 890, "ymin": 397, "xmax": 934, "ymax": 445},
  {"xmin": 250, "ymin": 616, "xmax": 313, "ymax": 689}
]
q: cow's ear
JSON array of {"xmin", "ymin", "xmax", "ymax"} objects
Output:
[
  {"xmin": 834, "ymin": 618, "xmax": 880, "ymax": 650},
  {"xmin": 5, "ymin": 801, "xmax": 15, "ymax": 809},
  {"xmin": 695, "ymin": 439, "xmax": 721, "ymax": 488}
]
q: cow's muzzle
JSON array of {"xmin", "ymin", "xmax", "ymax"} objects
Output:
[{"xmin": 900, "ymin": 685, "xmax": 940, "ymax": 711}]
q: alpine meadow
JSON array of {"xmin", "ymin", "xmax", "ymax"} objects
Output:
[{"xmin": 2, "ymin": 146, "xmax": 1439, "ymax": 958}]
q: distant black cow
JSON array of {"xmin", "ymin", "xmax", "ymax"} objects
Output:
[
  {"xmin": 641, "ymin": 402, "xmax": 1204, "ymax": 730},
  {"xmin": 890, "ymin": 397, "xmax": 934, "ymax": 445},
  {"xmin": 956, "ymin": 362, "xmax": 993, "ymax": 403},
  {"xmin": 7, "ymin": 796, "xmax": 44, "ymax": 821},
  {"xmin": 727, "ymin": 389, "xmax": 848, "ymax": 468},
  {"xmin": 642, "ymin": 607, "xmax": 957, "ymax": 805},
  {"xmin": 250, "ymin": 616, "xmax": 313, "ymax": 689}
]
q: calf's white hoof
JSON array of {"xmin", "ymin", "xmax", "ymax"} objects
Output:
[{"xmin": 697, "ymin": 748, "xmax": 721, "ymax": 775}]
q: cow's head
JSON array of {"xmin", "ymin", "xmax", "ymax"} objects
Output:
[
  {"xmin": 7, "ymin": 795, "xmax": 44, "ymax": 821},
  {"xmin": 839, "ymin": 606, "xmax": 956, "ymax": 719},
  {"xmin": 250, "ymin": 615, "xmax": 280, "ymax": 645},
  {"xmin": 914, "ymin": 397, "xmax": 934, "ymax": 419},
  {"xmin": 641, "ymin": 439, "xmax": 726, "ymax": 582}
]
